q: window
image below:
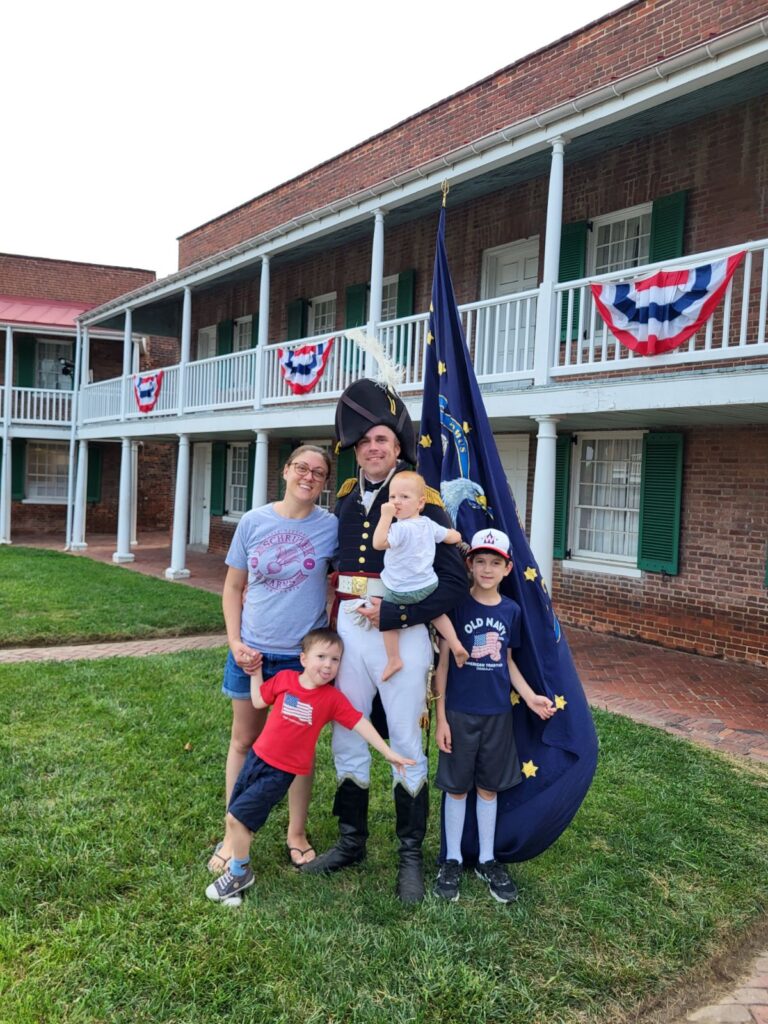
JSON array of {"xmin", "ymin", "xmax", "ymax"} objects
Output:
[
  {"xmin": 570, "ymin": 433, "xmax": 643, "ymax": 564},
  {"xmin": 25, "ymin": 442, "xmax": 69, "ymax": 501},
  {"xmin": 308, "ymin": 293, "xmax": 336, "ymax": 336},
  {"xmin": 37, "ymin": 341, "xmax": 73, "ymax": 390},
  {"xmin": 233, "ymin": 316, "xmax": 253, "ymax": 352},
  {"xmin": 226, "ymin": 444, "xmax": 250, "ymax": 516},
  {"xmin": 380, "ymin": 276, "xmax": 399, "ymax": 322},
  {"xmin": 197, "ymin": 326, "xmax": 216, "ymax": 361},
  {"xmin": 588, "ymin": 204, "xmax": 652, "ymax": 277}
]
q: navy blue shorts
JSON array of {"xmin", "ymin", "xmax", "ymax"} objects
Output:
[
  {"xmin": 221, "ymin": 650, "xmax": 302, "ymax": 701},
  {"xmin": 227, "ymin": 749, "xmax": 295, "ymax": 833}
]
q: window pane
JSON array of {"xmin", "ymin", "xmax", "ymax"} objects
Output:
[
  {"xmin": 26, "ymin": 442, "xmax": 69, "ymax": 499},
  {"xmin": 573, "ymin": 436, "xmax": 642, "ymax": 561},
  {"xmin": 228, "ymin": 446, "xmax": 249, "ymax": 515}
]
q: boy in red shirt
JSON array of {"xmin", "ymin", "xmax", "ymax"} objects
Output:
[{"xmin": 206, "ymin": 627, "xmax": 414, "ymax": 906}]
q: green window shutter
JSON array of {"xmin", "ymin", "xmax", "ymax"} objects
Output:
[
  {"xmin": 15, "ymin": 337, "xmax": 36, "ymax": 387},
  {"xmin": 345, "ymin": 284, "xmax": 368, "ymax": 328},
  {"xmin": 86, "ymin": 446, "xmax": 102, "ymax": 504},
  {"xmin": 637, "ymin": 432, "xmax": 684, "ymax": 574},
  {"xmin": 553, "ymin": 434, "xmax": 572, "ymax": 560},
  {"xmin": 396, "ymin": 269, "xmax": 416, "ymax": 318},
  {"xmin": 277, "ymin": 440, "xmax": 293, "ymax": 499},
  {"xmin": 216, "ymin": 320, "xmax": 233, "ymax": 355},
  {"xmin": 210, "ymin": 441, "xmax": 227, "ymax": 516},
  {"xmin": 336, "ymin": 447, "xmax": 356, "ymax": 491},
  {"xmin": 286, "ymin": 299, "xmax": 308, "ymax": 341},
  {"xmin": 558, "ymin": 222, "xmax": 588, "ymax": 342},
  {"xmin": 649, "ymin": 191, "xmax": 687, "ymax": 264},
  {"xmin": 11, "ymin": 439, "xmax": 26, "ymax": 500},
  {"xmin": 246, "ymin": 441, "xmax": 256, "ymax": 510},
  {"xmin": 250, "ymin": 313, "xmax": 259, "ymax": 347}
]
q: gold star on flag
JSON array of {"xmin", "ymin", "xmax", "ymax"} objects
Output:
[
  {"xmin": 524, "ymin": 567, "xmax": 538, "ymax": 581},
  {"xmin": 555, "ymin": 695, "xmax": 567, "ymax": 711},
  {"xmin": 426, "ymin": 331, "xmax": 434, "ymax": 345},
  {"xmin": 521, "ymin": 760, "xmax": 538, "ymax": 779},
  {"xmin": 462, "ymin": 422, "xmax": 471, "ymax": 434},
  {"xmin": 419, "ymin": 435, "xmax": 432, "ymax": 448},
  {"xmin": 511, "ymin": 691, "xmax": 521, "ymax": 706},
  {"xmin": 438, "ymin": 361, "xmax": 447, "ymax": 375}
]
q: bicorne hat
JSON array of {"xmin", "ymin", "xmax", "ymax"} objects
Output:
[{"xmin": 335, "ymin": 378, "xmax": 417, "ymax": 465}]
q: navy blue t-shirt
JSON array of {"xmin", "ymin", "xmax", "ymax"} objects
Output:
[{"xmin": 444, "ymin": 594, "xmax": 522, "ymax": 715}]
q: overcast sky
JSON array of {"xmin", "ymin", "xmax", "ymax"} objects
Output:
[{"xmin": 5, "ymin": 0, "xmax": 624, "ymax": 279}]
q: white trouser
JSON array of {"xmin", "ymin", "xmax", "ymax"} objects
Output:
[{"xmin": 332, "ymin": 605, "xmax": 431, "ymax": 793}]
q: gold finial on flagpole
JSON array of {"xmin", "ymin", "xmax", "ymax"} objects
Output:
[{"xmin": 441, "ymin": 180, "xmax": 450, "ymax": 207}]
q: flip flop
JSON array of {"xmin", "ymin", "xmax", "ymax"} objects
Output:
[
  {"xmin": 207, "ymin": 841, "xmax": 230, "ymax": 875},
  {"xmin": 286, "ymin": 844, "xmax": 316, "ymax": 868}
]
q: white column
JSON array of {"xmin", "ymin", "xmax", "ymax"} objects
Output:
[
  {"xmin": 71, "ymin": 439, "xmax": 89, "ymax": 550},
  {"xmin": 0, "ymin": 325, "xmax": 14, "ymax": 544},
  {"xmin": 82, "ymin": 326, "xmax": 91, "ymax": 386},
  {"xmin": 529, "ymin": 416, "xmax": 560, "ymax": 591},
  {"xmin": 368, "ymin": 209, "xmax": 385, "ymax": 331},
  {"xmin": 254, "ymin": 257, "xmax": 270, "ymax": 410},
  {"xmin": 533, "ymin": 137, "xmax": 567, "ymax": 386},
  {"xmin": 166, "ymin": 434, "xmax": 191, "ymax": 579},
  {"xmin": 178, "ymin": 287, "xmax": 192, "ymax": 416},
  {"xmin": 252, "ymin": 430, "xmax": 269, "ymax": 508},
  {"xmin": 120, "ymin": 309, "xmax": 133, "ymax": 420},
  {"xmin": 65, "ymin": 321, "xmax": 82, "ymax": 549},
  {"xmin": 130, "ymin": 441, "xmax": 139, "ymax": 546},
  {"xmin": 113, "ymin": 437, "xmax": 135, "ymax": 562}
]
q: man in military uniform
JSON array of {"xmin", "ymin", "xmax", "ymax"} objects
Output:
[{"xmin": 303, "ymin": 379, "xmax": 468, "ymax": 902}]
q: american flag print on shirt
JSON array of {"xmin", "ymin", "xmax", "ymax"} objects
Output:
[
  {"xmin": 282, "ymin": 693, "xmax": 313, "ymax": 725},
  {"xmin": 470, "ymin": 632, "xmax": 502, "ymax": 662}
]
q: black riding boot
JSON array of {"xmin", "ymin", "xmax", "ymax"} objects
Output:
[
  {"xmin": 394, "ymin": 783, "xmax": 428, "ymax": 903},
  {"xmin": 301, "ymin": 779, "xmax": 368, "ymax": 874}
]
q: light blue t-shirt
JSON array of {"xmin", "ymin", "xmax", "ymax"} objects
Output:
[{"xmin": 226, "ymin": 504, "xmax": 338, "ymax": 655}]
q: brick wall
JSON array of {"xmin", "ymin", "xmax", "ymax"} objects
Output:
[
  {"xmin": 553, "ymin": 424, "xmax": 768, "ymax": 668},
  {"xmin": 0, "ymin": 254, "xmax": 154, "ymax": 305},
  {"xmin": 178, "ymin": 0, "xmax": 763, "ymax": 268}
]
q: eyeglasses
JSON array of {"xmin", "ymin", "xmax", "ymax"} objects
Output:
[{"xmin": 289, "ymin": 461, "xmax": 328, "ymax": 482}]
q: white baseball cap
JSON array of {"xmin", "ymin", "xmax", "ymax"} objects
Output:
[{"xmin": 467, "ymin": 528, "xmax": 511, "ymax": 561}]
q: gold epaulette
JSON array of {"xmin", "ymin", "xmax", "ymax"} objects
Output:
[
  {"xmin": 336, "ymin": 477, "xmax": 358, "ymax": 498},
  {"xmin": 424, "ymin": 485, "xmax": 445, "ymax": 508}
]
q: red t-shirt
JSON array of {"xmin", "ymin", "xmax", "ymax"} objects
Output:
[{"xmin": 253, "ymin": 670, "xmax": 363, "ymax": 775}]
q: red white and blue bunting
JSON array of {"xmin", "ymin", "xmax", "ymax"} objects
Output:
[
  {"xmin": 590, "ymin": 251, "xmax": 745, "ymax": 355},
  {"xmin": 278, "ymin": 338, "xmax": 334, "ymax": 394},
  {"xmin": 133, "ymin": 370, "xmax": 164, "ymax": 413}
]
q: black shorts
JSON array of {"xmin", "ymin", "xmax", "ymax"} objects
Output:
[
  {"xmin": 435, "ymin": 709, "xmax": 522, "ymax": 794},
  {"xmin": 228, "ymin": 749, "xmax": 295, "ymax": 833}
]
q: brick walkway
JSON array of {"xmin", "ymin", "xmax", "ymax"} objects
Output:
[{"xmin": 7, "ymin": 532, "xmax": 768, "ymax": 1021}]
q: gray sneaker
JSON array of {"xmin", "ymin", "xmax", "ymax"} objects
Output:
[
  {"xmin": 474, "ymin": 860, "xmax": 518, "ymax": 903},
  {"xmin": 206, "ymin": 866, "xmax": 255, "ymax": 904},
  {"xmin": 433, "ymin": 859, "xmax": 462, "ymax": 902}
]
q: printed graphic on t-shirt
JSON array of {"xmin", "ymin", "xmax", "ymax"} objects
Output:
[
  {"xmin": 463, "ymin": 613, "xmax": 510, "ymax": 670},
  {"xmin": 248, "ymin": 529, "xmax": 319, "ymax": 592},
  {"xmin": 282, "ymin": 693, "xmax": 313, "ymax": 724}
]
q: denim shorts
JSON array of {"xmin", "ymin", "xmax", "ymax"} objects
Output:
[
  {"xmin": 221, "ymin": 649, "xmax": 303, "ymax": 700},
  {"xmin": 228, "ymin": 749, "xmax": 295, "ymax": 833}
]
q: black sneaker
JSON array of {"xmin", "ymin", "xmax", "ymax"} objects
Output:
[
  {"xmin": 205, "ymin": 866, "xmax": 255, "ymax": 904},
  {"xmin": 433, "ymin": 859, "xmax": 462, "ymax": 902},
  {"xmin": 475, "ymin": 860, "xmax": 518, "ymax": 903}
]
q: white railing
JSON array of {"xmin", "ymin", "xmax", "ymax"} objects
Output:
[
  {"xmin": 553, "ymin": 238, "xmax": 768, "ymax": 375},
  {"xmin": 80, "ymin": 377, "xmax": 124, "ymax": 423},
  {"xmin": 10, "ymin": 386, "xmax": 73, "ymax": 424},
  {"xmin": 261, "ymin": 331, "xmax": 365, "ymax": 404},
  {"xmin": 125, "ymin": 364, "xmax": 180, "ymax": 419},
  {"xmin": 185, "ymin": 349, "xmax": 259, "ymax": 412},
  {"xmin": 463, "ymin": 291, "xmax": 537, "ymax": 379}
]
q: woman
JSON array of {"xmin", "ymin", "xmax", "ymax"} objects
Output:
[{"xmin": 208, "ymin": 444, "xmax": 338, "ymax": 871}]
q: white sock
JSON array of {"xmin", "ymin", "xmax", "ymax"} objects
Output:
[
  {"xmin": 476, "ymin": 793, "xmax": 497, "ymax": 864},
  {"xmin": 444, "ymin": 794, "xmax": 467, "ymax": 863}
]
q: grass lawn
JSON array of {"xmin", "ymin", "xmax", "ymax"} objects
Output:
[
  {"xmin": 1, "ymin": 650, "xmax": 767, "ymax": 1024},
  {"xmin": 0, "ymin": 548, "xmax": 223, "ymax": 646}
]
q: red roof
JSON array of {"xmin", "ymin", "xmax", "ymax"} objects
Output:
[{"xmin": 0, "ymin": 294, "xmax": 94, "ymax": 329}]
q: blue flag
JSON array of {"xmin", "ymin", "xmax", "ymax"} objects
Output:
[{"xmin": 419, "ymin": 205, "xmax": 598, "ymax": 862}]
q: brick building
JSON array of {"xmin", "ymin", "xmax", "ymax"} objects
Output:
[{"xmin": 9, "ymin": 0, "xmax": 767, "ymax": 666}]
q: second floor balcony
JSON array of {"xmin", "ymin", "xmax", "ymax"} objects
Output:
[{"xmin": 12, "ymin": 236, "xmax": 767, "ymax": 432}]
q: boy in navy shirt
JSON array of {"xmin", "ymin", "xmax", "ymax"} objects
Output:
[{"xmin": 432, "ymin": 529, "xmax": 555, "ymax": 903}]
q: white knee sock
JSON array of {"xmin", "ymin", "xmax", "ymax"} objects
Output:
[
  {"xmin": 444, "ymin": 794, "xmax": 467, "ymax": 863},
  {"xmin": 476, "ymin": 793, "xmax": 497, "ymax": 864}
]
